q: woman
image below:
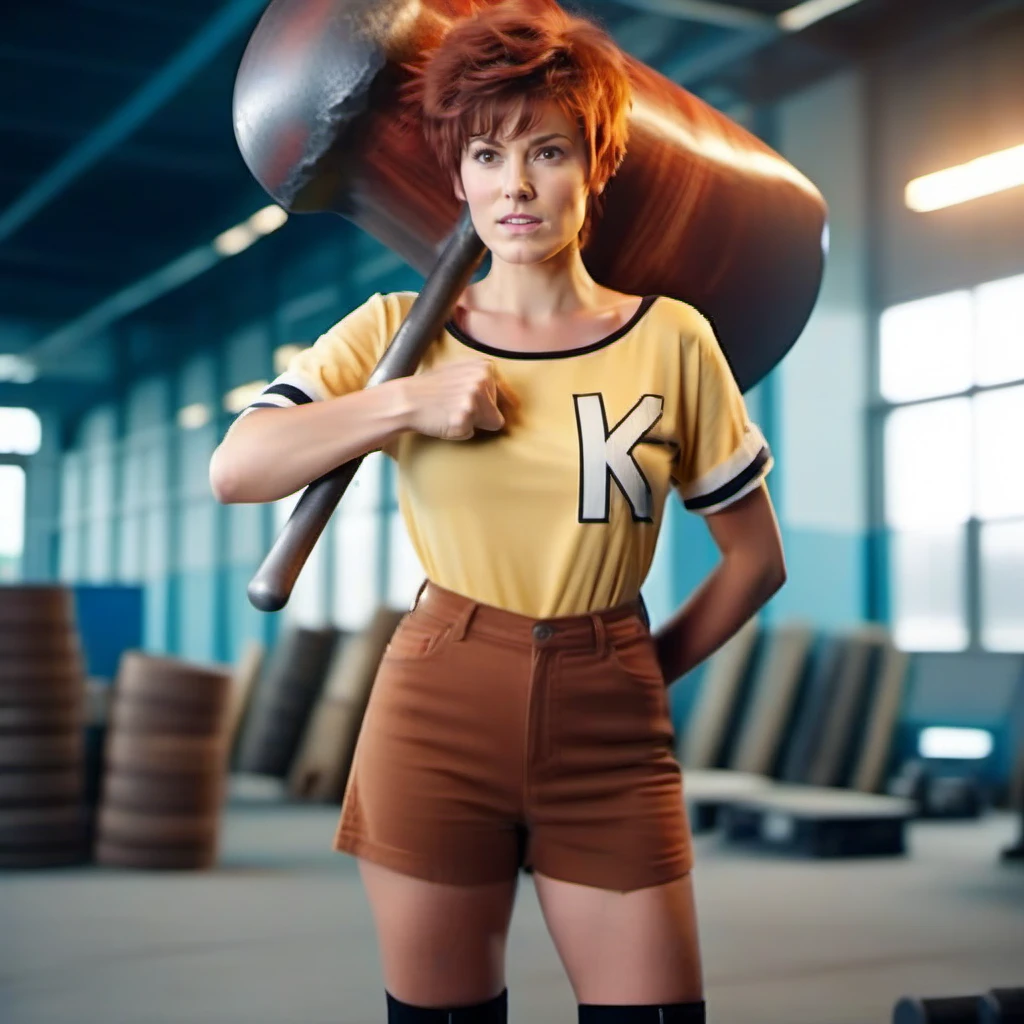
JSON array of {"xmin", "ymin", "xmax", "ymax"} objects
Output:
[{"xmin": 210, "ymin": 1, "xmax": 786, "ymax": 1021}]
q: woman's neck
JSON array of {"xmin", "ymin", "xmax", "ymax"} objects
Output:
[{"xmin": 463, "ymin": 245, "xmax": 608, "ymax": 322}]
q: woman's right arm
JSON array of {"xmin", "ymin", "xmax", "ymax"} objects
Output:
[
  {"xmin": 209, "ymin": 359, "xmax": 511, "ymax": 504},
  {"xmin": 209, "ymin": 379, "xmax": 412, "ymax": 504}
]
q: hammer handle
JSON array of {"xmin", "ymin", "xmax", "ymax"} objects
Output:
[{"xmin": 247, "ymin": 207, "xmax": 485, "ymax": 612}]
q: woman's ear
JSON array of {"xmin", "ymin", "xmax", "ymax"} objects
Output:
[{"xmin": 453, "ymin": 173, "xmax": 466, "ymax": 202}]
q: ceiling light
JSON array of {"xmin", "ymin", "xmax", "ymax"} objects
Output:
[
  {"xmin": 249, "ymin": 204, "xmax": 288, "ymax": 236},
  {"xmin": 918, "ymin": 727, "xmax": 994, "ymax": 761},
  {"xmin": 213, "ymin": 223, "xmax": 259, "ymax": 257},
  {"xmin": 906, "ymin": 143, "xmax": 1024, "ymax": 213},
  {"xmin": 778, "ymin": 0, "xmax": 863, "ymax": 33},
  {"xmin": 177, "ymin": 403, "xmax": 212, "ymax": 430},
  {"xmin": 223, "ymin": 380, "xmax": 269, "ymax": 414},
  {"xmin": 0, "ymin": 354, "xmax": 37, "ymax": 384},
  {"xmin": 212, "ymin": 204, "xmax": 287, "ymax": 257}
]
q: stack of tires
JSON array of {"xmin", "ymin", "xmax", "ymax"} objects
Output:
[
  {"xmin": 289, "ymin": 608, "xmax": 405, "ymax": 802},
  {"xmin": 0, "ymin": 586, "xmax": 89, "ymax": 869},
  {"xmin": 234, "ymin": 626, "xmax": 338, "ymax": 779},
  {"xmin": 96, "ymin": 653, "xmax": 232, "ymax": 870}
]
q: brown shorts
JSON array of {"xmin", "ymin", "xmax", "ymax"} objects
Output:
[{"xmin": 333, "ymin": 582, "xmax": 693, "ymax": 892}]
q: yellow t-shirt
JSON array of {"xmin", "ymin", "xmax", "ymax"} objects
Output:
[{"xmin": 241, "ymin": 291, "xmax": 773, "ymax": 618}]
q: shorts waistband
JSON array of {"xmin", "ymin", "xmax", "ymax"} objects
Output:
[{"xmin": 410, "ymin": 581, "xmax": 649, "ymax": 652}]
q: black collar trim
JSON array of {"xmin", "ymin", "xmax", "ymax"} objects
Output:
[{"xmin": 443, "ymin": 295, "xmax": 660, "ymax": 361}]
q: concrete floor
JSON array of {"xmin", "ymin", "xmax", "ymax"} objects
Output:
[{"xmin": 2, "ymin": 783, "xmax": 1023, "ymax": 1024}]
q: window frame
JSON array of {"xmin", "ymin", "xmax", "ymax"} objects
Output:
[
  {"xmin": 0, "ymin": 454, "xmax": 29, "ymax": 581},
  {"xmin": 872, "ymin": 279, "xmax": 1024, "ymax": 653}
]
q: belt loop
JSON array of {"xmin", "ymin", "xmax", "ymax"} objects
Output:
[
  {"xmin": 638, "ymin": 593, "xmax": 651, "ymax": 631},
  {"xmin": 591, "ymin": 613, "xmax": 608, "ymax": 659},
  {"xmin": 449, "ymin": 600, "xmax": 479, "ymax": 643}
]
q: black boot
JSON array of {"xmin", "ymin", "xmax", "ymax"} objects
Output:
[
  {"xmin": 578, "ymin": 1001, "xmax": 706, "ymax": 1023},
  {"xmin": 386, "ymin": 988, "xmax": 508, "ymax": 1023}
]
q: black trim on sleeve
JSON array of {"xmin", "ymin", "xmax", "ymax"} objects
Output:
[
  {"xmin": 264, "ymin": 383, "xmax": 314, "ymax": 405},
  {"xmin": 683, "ymin": 445, "xmax": 771, "ymax": 512}
]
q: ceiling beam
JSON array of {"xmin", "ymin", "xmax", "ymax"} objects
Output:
[
  {"xmin": 652, "ymin": 0, "xmax": 873, "ymax": 83},
  {"xmin": 0, "ymin": 42, "xmax": 151, "ymax": 81},
  {"xmin": 661, "ymin": 27, "xmax": 779, "ymax": 84},
  {"xmin": 613, "ymin": 14, "xmax": 684, "ymax": 64},
  {"xmin": 609, "ymin": 0, "xmax": 776, "ymax": 31},
  {"xmin": 24, "ymin": 245, "xmax": 223, "ymax": 370},
  {"xmin": 0, "ymin": 115, "xmax": 240, "ymax": 178},
  {"xmin": 0, "ymin": 379, "xmax": 118, "ymax": 415},
  {"xmin": 0, "ymin": 0, "xmax": 266, "ymax": 246},
  {"xmin": 612, "ymin": 0, "xmax": 870, "ymax": 34},
  {"xmin": 65, "ymin": 0, "xmax": 215, "ymax": 28}
]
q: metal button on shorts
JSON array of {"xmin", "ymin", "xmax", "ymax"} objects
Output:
[{"xmin": 532, "ymin": 623, "xmax": 555, "ymax": 642}]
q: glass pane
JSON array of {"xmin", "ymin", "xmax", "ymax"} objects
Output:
[
  {"xmin": 333, "ymin": 512, "xmax": 379, "ymax": 630},
  {"xmin": 344, "ymin": 450, "xmax": 384, "ymax": 514},
  {"xmin": 980, "ymin": 519, "xmax": 1024, "ymax": 651},
  {"xmin": 890, "ymin": 528, "xmax": 967, "ymax": 651},
  {"xmin": 975, "ymin": 385, "xmax": 1024, "ymax": 519},
  {"xmin": 884, "ymin": 399, "xmax": 971, "ymax": 528},
  {"xmin": 0, "ymin": 464, "xmax": 25, "ymax": 581},
  {"xmin": 975, "ymin": 273, "xmax": 1024, "ymax": 387},
  {"xmin": 387, "ymin": 510, "xmax": 425, "ymax": 610},
  {"xmin": 274, "ymin": 491, "xmax": 328, "ymax": 627},
  {"xmin": 880, "ymin": 292, "xmax": 972, "ymax": 402},
  {"xmin": 0, "ymin": 408, "xmax": 42, "ymax": 455}
]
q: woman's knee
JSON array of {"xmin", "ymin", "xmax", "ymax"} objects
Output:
[{"xmin": 359, "ymin": 859, "xmax": 518, "ymax": 1007}]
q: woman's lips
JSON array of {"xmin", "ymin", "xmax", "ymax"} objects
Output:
[{"xmin": 498, "ymin": 217, "xmax": 542, "ymax": 233}]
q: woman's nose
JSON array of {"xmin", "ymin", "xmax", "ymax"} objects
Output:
[{"xmin": 503, "ymin": 163, "xmax": 534, "ymax": 200}]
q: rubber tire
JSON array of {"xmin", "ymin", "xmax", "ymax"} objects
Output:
[
  {"xmin": 0, "ymin": 732, "xmax": 83, "ymax": 770},
  {"xmin": 105, "ymin": 733, "xmax": 226, "ymax": 775},
  {"xmin": 101, "ymin": 771, "xmax": 223, "ymax": 814},
  {"xmin": 95, "ymin": 838, "xmax": 217, "ymax": 871},
  {"xmin": 0, "ymin": 770, "xmax": 82, "ymax": 805}
]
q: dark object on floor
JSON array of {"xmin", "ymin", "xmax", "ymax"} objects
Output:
[
  {"xmin": 893, "ymin": 987, "xmax": 1024, "ymax": 1024},
  {"xmin": 722, "ymin": 785, "xmax": 912, "ymax": 858}
]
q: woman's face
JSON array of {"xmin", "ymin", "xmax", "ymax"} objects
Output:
[{"xmin": 455, "ymin": 101, "xmax": 593, "ymax": 265}]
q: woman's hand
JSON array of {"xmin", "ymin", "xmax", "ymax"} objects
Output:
[
  {"xmin": 653, "ymin": 485, "xmax": 786, "ymax": 684},
  {"xmin": 397, "ymin": 359, "xmax": 517, "ymax": 440}
]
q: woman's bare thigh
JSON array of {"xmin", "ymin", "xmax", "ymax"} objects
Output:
[
  {"xmin": 533, "ymin": 870, "xmax": 703, "ymax": 1005},
  {"xmin": 359, "ymin": 859, "xmax": 520, "ymax": 1007}
]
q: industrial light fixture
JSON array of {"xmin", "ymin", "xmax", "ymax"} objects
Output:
[
  {"xmin": 778, "ymin": 0, "xmax": 863, "ymax": 33},
  {"xmin": 177, "ymin": 403, "xmax": 212, "ymax": 430},
  {"xmin": 30, "ymin": 204, "xmax": 291, "ymax": 366},
  {"xmin": 918, "ymin": 726, "xmax": 995, "ymax": 761},
  {"xmin": 906, "ymin": 143, "xmax": 1024, "ymax": 212},
  {"xmin": 223, "ymin": 380, "xmax": 269, "ymax": 414},
  {"xmin": 213, "ymin": 204, "xmax": 289, "ymax": 257},
  {"xmin": 0, "ymin": 354, "xmax": 37, "ymax": 384}
]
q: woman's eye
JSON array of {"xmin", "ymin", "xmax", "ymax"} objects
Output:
[
  {"xmin": 472, "ymin": 149, "xmax": 497, "ymax": 163},
  {"xmin": 538, "ymin": 146, "xmax": 563, "ymax": 160}
]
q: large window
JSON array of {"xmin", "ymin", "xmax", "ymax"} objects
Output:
[
  {"xmin": 0, "ymin": 408, "xmax": 40, "ymax": 583},
  {"xmin": 879, "ymin": 273, "xmax": 1024, "ymax": 652},
  {"xmin": 0, "ymin": 465, "xmax": 25, "ymax": 581}
]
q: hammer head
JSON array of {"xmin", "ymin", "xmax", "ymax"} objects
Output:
[{"xmin": 233, "ymin": 0, "xmax": 827, "ymax": 390}]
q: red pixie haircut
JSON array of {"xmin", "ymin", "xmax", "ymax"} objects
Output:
[{"xmin": 403, "ymin": 0, "xmax": 633, "ymax": 239}]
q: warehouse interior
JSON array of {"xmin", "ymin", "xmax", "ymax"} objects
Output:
[{"xmin": 2, "ymin": 0, "xmax": 1024, "ymax": 1022}]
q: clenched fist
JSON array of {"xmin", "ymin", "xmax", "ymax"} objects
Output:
[{"xmin": 395, "ymin": 359, "xmax": 517, "ymax": 441}]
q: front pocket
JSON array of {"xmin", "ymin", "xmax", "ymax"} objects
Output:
[
  {"xmin": 382, "ymin": 615, "xmax": 452, "ymax": 662},
  {"xmin": 610, "ymin": 632, "xmax": 667, "ymax": 688}
]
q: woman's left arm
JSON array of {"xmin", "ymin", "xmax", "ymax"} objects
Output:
[{"xmin": 652, "ymin": 483, "xmax": 786, "ymax": 684}]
